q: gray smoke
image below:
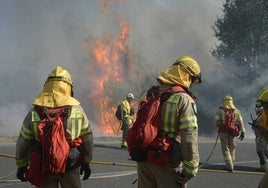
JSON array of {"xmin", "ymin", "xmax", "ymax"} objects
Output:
[{"xmin": 1, "ymin": 0, "xmax": 263, "ymax": 137}]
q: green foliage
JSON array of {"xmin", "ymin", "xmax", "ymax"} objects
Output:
[{"xmin": 211, "ymin": 0, "xmax": 268, "ymax": 80}]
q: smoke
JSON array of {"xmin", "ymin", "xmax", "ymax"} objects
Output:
[{"xmin": 0, "ymin": 0, "xmax": 264, "ymax": 137}]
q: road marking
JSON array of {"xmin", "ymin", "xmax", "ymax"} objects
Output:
[
  {"xmin": 0, "ymin": 170, "xmax": 138, "ymax": 184},
  {"xmin": 206, "ymin": 160, "xmax": 259, "ymax": 165},
  {"xmin": 199, "ymin": 168, "xmax": 264, "ymax": 175},
  {"xmin": 89, "ymin": 170, "xmax": 137, "ymax": 179}
]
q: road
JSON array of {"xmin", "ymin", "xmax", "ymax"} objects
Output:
[{"xmin": 0, "ymin": 136, "xmax": 264, "ymax": 188}]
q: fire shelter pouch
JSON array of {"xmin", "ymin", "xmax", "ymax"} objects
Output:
[
  {"xmin": 169, "ymin": 139, "xmax": 183, "ymax": 164},
  {"xmin": 147, "ymin": 136, "xmax": 172, "ymax": 165}
]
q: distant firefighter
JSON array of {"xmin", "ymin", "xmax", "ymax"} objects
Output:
[
  {"xmin": 215, "ymin": 95, "xmax": 246, "ymax": 172},
  {"xmin": 116, "ymin": 93, "xmax": 135, "ymax": 148}
]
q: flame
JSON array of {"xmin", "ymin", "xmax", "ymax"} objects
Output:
[
  {"xmin": 83, "ymin": 1, "xmax": 134, "ymax": 136},
  {"xmin": 98, "ymin": 0, "xmax": 125, "ymax": 12}
]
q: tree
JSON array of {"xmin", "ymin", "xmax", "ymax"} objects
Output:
[{"xmin": 211, "ymin": 0, "xmax": 268, "ymax": 82}]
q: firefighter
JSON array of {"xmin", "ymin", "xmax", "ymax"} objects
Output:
[
  {"xmin": 120, "ymin": 93, "xmax": 135, "ymax": 148},
  {"xmin": 250, "ymin": 107, "xmax": 268, "ymax": 172},
  {"xmin": 15, "ymin": 66, "xmax": 93, "ymax": 188},
  {"xmin": 215, "ymin": 95, "xmax": 246, "ymax": 172},
  {"xmin": 257, "ymin": 87, "xmax": 268, "ymax": 188},
  {"xmin": 137, "ymin": 55, "xmax": 201, "ymax": 188}
]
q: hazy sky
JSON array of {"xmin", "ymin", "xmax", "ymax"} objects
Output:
[{"xmin": 0, "ymin": 0, "xmax": 234, "ymax": 136}]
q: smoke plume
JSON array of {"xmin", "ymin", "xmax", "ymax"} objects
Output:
[{"xmin": 1, "ymin": 0, "xmax": 265, "ymax": 137}]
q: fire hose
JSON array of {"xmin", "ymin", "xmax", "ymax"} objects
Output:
[{"xmin": 0, "ymin": 152, "xmax": 264, "ymax": 175}]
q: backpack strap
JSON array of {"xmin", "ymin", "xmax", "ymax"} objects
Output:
[
  {"xmin": 173, "ymin": 86, "xmax": 197, "ymax": 100},
  {"xmin": 34, "ymin": 105, "xmax": 71, "ymax": 130}
]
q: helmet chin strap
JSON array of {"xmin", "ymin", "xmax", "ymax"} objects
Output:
[
  {"xmin": 174, "ymin": 62, "xmax": 202, "ymax": 83},
  {"xmin": 71, "ymin": 88, "xmax": 74, "ymax": 97},
  {"xmin": 192, "ymin": 75, "xmax": 202, "ymax": 83}
]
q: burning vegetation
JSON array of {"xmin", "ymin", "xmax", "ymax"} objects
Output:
[{"xmin": 82, "ymin": 0, "xmax": 135, "ymax": 136}]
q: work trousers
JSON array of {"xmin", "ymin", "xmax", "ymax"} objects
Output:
[
  {"xmin": 259, "ymin": 171, "xmax": 268, "ymax": 188},
  {"xmin": 38, "ymin": 167, "xmax": 81, "ymax": 188},
  {"xmin": 121, "ymin": 122, "xmax": 129, "ymax": 141},
  {"xmin": 219, "ymin": 133, "xmax": 236, "ymax": 170},
  {"xmin": 255, "ymin": 133, "xmax": 268, "ymax": 169},
  {"xmin": 137, "ymin": 161, "xmax": 179, "ymax": 188},
  {"xmin": 256, "ymin": 139, "xmax": 268, "ymax": 166}
]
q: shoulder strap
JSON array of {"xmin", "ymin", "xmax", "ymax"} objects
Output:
[
  {"xmin": 171, "ymin": 85, "xmax": 185, "ymax": 93},
  {"xmin": 173, "ymin": 86, "xmax": 197, "ymax": 100},
  {"xmin": 34, "ymin": 105, "xmax": 71, "ymax": 130},
  {"xmin": 164, "ymin": 85, "xmax": 196, "ymax": 100},
  {"xmin": 160, "ymin": 85, "xmax": 185, "ymax": 102}
]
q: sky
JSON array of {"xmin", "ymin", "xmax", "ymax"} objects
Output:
[{"xmin": 1, "ymin": 0, "xmax": 260, "ymax": 137}]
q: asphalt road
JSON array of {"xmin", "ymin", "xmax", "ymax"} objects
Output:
[{"xmin": 0, "ymin": 137, "xmax": 265, "ymax": 188}]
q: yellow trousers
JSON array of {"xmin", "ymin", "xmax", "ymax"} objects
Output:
[{"xmin": 219, "ymin": 133, "xmax": 237, "ymax": 170}]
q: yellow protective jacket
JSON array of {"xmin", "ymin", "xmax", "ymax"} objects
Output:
[
  {"xmin": 257, "ymin": 108, "xmax": 268, "ymax": 132},
  {"xmin": 255, "ymin": 108, "xmax": 268, "ymax": 141},
  {"xmin": 214, "ymin": 107, "xmax": 246, "ymax": 133},
  {"xmin": 16, "ymin": 105, "xmax": 93, "ymax": 168},
  {"xmin": 160, "ymin": 89, "xmax": 199, "ymax": 177},
  {"xmin": 120, "ymin": 99, "xmax": 134, "ymax": 126}
]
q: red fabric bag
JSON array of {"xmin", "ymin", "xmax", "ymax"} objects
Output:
[
  {"xmin": 26, "ymin": 148, "xmax": 45, "ymax": 186},
  {"xmin": 147, "ymin": 136, "xmax": 173, "ymax": 165}
]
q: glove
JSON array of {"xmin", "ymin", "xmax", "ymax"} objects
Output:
[
  {"xmin": 80, "ymin": 163, "xmax": 91, "ymax": 180},
  {"xmin": 17, "ymin": 166, "xmax": 28, "ymax": 182},
  {"xmin": 239, "ymin": 132, "xmax": 245, "ymax": 141},
  {"xmin": 176, "ymin": 171, "xmax": 193, "ymax": 186}
]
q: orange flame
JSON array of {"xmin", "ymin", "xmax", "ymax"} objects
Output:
[
  {"xmin": 98, "ymin": 0, "xmax": 125, "ymax": 12},
  {"xmin": 83, "ymin": 1, "xmax": 134, "ymax": 136}
]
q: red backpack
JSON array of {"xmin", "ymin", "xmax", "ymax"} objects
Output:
[
  {"xmin": 127, "ymin": 85, "xmax": 185, "ymax": 162},
  {"xmin": 26, "ymin": 106, "xmax": 71, "ymax": 186},
  {"xmin": 220, "ymin": 109, "xmax": 239, "ymax": 136}
]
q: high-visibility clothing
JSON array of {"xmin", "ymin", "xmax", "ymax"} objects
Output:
[
  {"xmin": 16, "ymin": 105, "xmax": 93, "ymax": 168},
  {"xmin": 137, "ymin": 56, "xmax": 201, "ymax": 186},
  {"xmin": 120, "ymin": 99, "xmax": 134, "ymax": 125},
  {"xmin": 258, "ymin": 108, "xmax": 268, "ymax": 132},
  {"xmin": 160, "ymin": 91, "xmax": 199, "ymax": 177},
  {"xmin": 137, "ymin": 89, "xmax": 199, "ymax": 187},
  {"xmin": 214, "ymin": 105, "xmax": 245, "ymax": 171},
  {"xmin": 120, "ymin": 99, "xmax": 134, "ymax": 144},
  {"xmin": 214, "ymin": 108, "xmax": 246, "ymax": 133}
]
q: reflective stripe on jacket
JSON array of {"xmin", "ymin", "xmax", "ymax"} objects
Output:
[
  {"xmin": 16, "ymin": 105, "xmax": 93, "ymax": 168},
  {"xmin": 160, "ymin": 92, "xmax": 198, "ymax": 136},
  {"xmin": 120, "ymin": 99, "xmax": 134, "ymax": 125},
  {"xmin": 214, "ymin": 108, "xmax": 245, "ymax": 133},
  {"xmin": 160, "ymin": 92, "xmax": 199, "ymax": 177},
  {"xmin": 20, "ymin": 105, "xmax": 92, "ymax": 140}
]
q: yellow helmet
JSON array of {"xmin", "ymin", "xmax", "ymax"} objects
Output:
[
  {"xmin": 221, "ymin": 95, "xmax": 235, "ymax": 109},
  {"xmin": 256, "ymin": 87, "xmax": 268, "ymax": 108},
  {"xmin": 157, "ymin": 55, "xmax": 201, "ymax": 88},
  {"xmin": 173, "ymin": 55, "xmax": 202, "ymax": 83},
  {"xmin": 223, "ymin": 95, "xmax": 233, "ymax": 101},
  {"xmin": 47, "ymin": 66, "xmax": 73, "ymax": 86},
  {"xmin": 32, "ymin": 66, "xmax": 79, "ymax": 108},
  {"xmin": 126, "ymin": 93, "xmax": 135, "ymax": 100}
]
